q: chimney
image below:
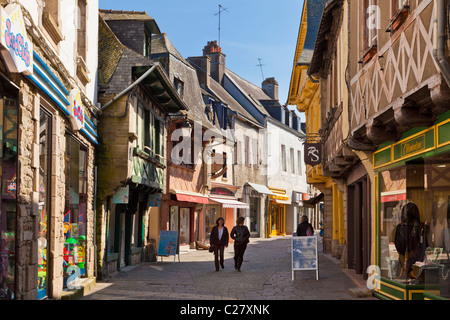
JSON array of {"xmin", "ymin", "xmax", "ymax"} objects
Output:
[
  {"xmin": 202, "ymin": 41, "xmax": 226, "ymax": 85},
  {"xmin": 262, "ymin": 77, "xmax": 279, "ymax": 100},
  {"xmin": 187, "ymin": 55, "xmax": 211, "ymax": 89}
]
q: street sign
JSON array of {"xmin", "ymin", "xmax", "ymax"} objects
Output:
[{"xmin": 291, "ymin": 236, "xmax": 319, "ymax": 281}]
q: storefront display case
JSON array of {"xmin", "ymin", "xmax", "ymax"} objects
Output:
[{"xmin": 374, "ymin": 114, "xmax": 450, "ymax": 300}]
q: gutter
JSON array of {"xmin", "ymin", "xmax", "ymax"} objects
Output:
[
  {"xmin": 433, "ymin": 0, "xmax": 450, "ymax": 89},
  {"xmin": 100, "ymin": 65, "xmax": 156, "ymax": 111}
]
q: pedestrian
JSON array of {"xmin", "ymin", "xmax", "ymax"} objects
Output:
[
  {"xmin": 210, "ymin": 217, "xmax": 229, "ymax": 271},
  {"xmin": 230, "ymin": 217, "xmax": 250, "ymax": 272},
  {"xmin": 296, "ymin": 215, "xmax": 314, "ymax": 236}
]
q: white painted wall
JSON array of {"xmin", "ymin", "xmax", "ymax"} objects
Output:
[
  {"xmin": 267, "ymin": 118, "xmax": 308, "ymax": 234},
  {"xmin": 19, "ymin": 0, "xmax": 98, "ymax": 104}
]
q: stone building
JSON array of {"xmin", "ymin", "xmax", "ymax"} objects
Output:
[
  {"xmin": 96, "ymin": 10, "xmax": 187, "ymax": 277},
  {"xmin": 0, "ymin": 0, "xmax": 99, "ymax": 300}
]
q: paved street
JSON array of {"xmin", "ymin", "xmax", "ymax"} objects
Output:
[{"xmin": 82, "ymin": 236, "xmax": 376, "ymax": 300}]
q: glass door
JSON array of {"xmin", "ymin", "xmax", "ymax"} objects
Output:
[{"xmin": 179, "ymin": 208, "xmax": 190, "ymax": 245}]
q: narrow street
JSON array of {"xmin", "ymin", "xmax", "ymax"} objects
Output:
[{"xmin": 82, "ymin": 237, "xmax": 375, "ymax": 300}]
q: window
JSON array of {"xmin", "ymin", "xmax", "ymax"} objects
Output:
[
  {"xmin": 252, "ymin": 138, "xmax": 259, "ymax": 169},
  {"xmin": 298, "ymin": 150, "xmax": 302, "ymax": 176},
  {"xmin": 360, "ymin": 0, "xmax": 378, "ymax": 63},
  {"xmin": 174, "ymin": 78, "xmax": 184, "ymax": 99},
  {"xmin": 63, "ymin": 135, "xmax": 88, "ymax": 287},
  {"xmin": 0, "ymin": 96, "xmax": 18, "ymax": 300},
  {"xmin": 290, "ymin": 148, "xmax": 295, "ymax": 173},
  {"xmin": 281, "ymin": 145, "xmax": 287, "ymax": 172},
  {"xmin": 76, "ymin": 0, "xmax": 87, "ymax": 61},
  {"xmin": 42, "ymin": 0, "xmax": 63, "ymax": 44},
  {"xmin": 144, "ymin": 32, "xmax": 151, "ymax": 57},
  {"xmin": 136, "ymin": 97, "xmax": 164, "ymax": 160},
  {"xmin": 245, "ymin": 136, "xmax": 250, "ymax": 167},
  {"xmin": 387, "ymin": 0, "xmax": 410, "ymax": 33},
  {"xmin": 38, "ymin": 108, "xmax": 51, "ymax": 300}
]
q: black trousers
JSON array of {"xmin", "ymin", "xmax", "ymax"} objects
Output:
[
  {"xmin": 214, "ymin": 245, "xmax": 225, "ymax": 269},
  {"xmin": 234, "ymin": 243, "xmax": 247, "ymax": 269}
]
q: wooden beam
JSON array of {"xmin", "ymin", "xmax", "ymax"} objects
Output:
[{"xmin": 366, "ymin": 119, "xmax": 400, "ymax": 145}]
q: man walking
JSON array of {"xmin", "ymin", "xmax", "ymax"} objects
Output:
[
  {"xmin": 230, "ymin": 217, "xmax": 250, "ymax": 272},
  {"xmin": 296, "ymin": 215, "xmax": 314, "ymax": 236}
]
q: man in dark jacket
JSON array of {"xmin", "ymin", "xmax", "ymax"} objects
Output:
[
  {"xmin": 296, "ymin": 215, "xmax": 314, "ymax": 236},
  {"xmin": 230, "ymin": 217, "xmax": 250, "ymax": 272}
]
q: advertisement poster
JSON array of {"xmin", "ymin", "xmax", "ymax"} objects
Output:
[
  {"xmin": 291, "ymin": 236, "xmax": 319, "ymax": 280},
  {"xmin": 157, "ymin": 231, "xmax": 179, "ymax": 258},
  {"xmin": 112, "ymin": 185, "xmax": 129, "ymax": 204}
]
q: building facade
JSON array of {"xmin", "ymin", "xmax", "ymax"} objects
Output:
[
  {"xmin": 96, "ymin": 10, "xmax": 187, "ymax": 277},
  {"xmin": 0, "ymin": 0, "xmax": 99, "ymax": 300}
]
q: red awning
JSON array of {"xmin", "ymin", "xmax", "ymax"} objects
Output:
[{"xmin": 175, "ymin": 193, "xmax": 209, "ymax": 204}]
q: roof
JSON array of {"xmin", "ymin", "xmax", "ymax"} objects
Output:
[
  {"xmin": 224, "ymin": 68, "xmax": 270, "ymax": 116},
  {"xmin": 150, "ymin": 33, "xmax": 215, "ymax": 129},
  {"xmin": 99, "ymin": 9, "xmax": 161, "ymax": 34},
  {"xmin": 98, "ymin": 14, "xmax": 187, "ymax": 113},
  {"xmin": 308, "ymin": 0, "xmax": 344, "ymax": 77},
  {"xmin": 287, "ymin": 0, "xmax": 327, "ymax": 105}
]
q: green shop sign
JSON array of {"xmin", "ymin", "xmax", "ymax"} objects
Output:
[{"xmin": 374, "ymin": 117, "xmax": 450, "ymax": 169}]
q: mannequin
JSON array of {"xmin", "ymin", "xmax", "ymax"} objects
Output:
[{"xmin": 430, "ymin": 192, "xmax": 450, "ymax": 251}]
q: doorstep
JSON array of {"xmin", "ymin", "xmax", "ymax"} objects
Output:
[{"xmin": 61, "ymin": 277, "xmax": 96, "ymax": 300}]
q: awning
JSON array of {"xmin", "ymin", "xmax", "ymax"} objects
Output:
[
  {"xmin": 209, "ymin": 197, "xmax": 250, "ymax": 209},
  {"xmin": 246, "ymin": 182, "xmax": 276, "ymax": 196},
  {"xmin": 170, "ymin": 189, "xmax": 209, "ymax": 204}
]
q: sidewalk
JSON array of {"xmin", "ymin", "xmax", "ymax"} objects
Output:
[{"xmin": 82, "ymin": 236, "xmax": 376, "ymax": 300}]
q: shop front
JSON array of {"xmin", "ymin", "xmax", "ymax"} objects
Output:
[
  {"xmin": 206, "ymin": 184, "xmax": 248, "ymax": 243},
  {"xmin": 268, "ymin": 188, "xmax": 290, "ymax": 237},
  {"xmin": 0, "ymin": 75, "xmax": 18, "ymax": 300},
  {"xmin": 167, "ymin": 189, "xmax": 209, "ymax": 249},
  {"xmin": 373, "ymin": 113, "xmax": 450, "ymax": 300},
  {"xmin": 242, "ymin": 182, "xmax": 274, "ymax": 238}
]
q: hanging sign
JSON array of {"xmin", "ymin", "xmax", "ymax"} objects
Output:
[
  {"xmin": 304, "ymin": 143, "xmax": 322, "ymax": 167},
  {"xmin": 0, "ymin": 4, "xmax": 33, "ymax": 75},
  {"xmin": 69, "ymin": 89, "xmax": 85, "ymax": 131},
  {"xmin": 112, "ymin": 186, "xmax": 129, "ymax": 204}
]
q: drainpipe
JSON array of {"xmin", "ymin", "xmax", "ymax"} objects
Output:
[
  {"xmin": 101, "ymin": 65, "xmax": 156, "ymax": 111},
  {"xmin": 433, "ymin": 0, "xmax": 450, "ymax": 89}
]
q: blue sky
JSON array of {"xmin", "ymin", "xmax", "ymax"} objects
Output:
[{"xmin": 99, "ymin": 0, "xmax": 304, "ymax": 110}]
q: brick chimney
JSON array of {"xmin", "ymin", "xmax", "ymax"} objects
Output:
[
  {"xmin": 202, "ymin": 41, "xmax": 226, "ymax": 85},
  {"xmin": 262, "ymin": 77, "xmax": 279, "ymax": 100}
]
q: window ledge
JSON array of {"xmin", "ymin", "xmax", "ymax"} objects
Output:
[
  {"xmin": 42, "ymin": 11, "xmax": 63, "ymax": 44},
  {"xmin": 358, "ymin": 45, "xmax": 378, "ymax": 64},
  {"xmin": 76, "ymin": 56, "xmax": 90, "ymax": 86},
  {"xmin": 134, "ymin": 147, "xmax": 166, "ymax": 169},
  {"xmin": 386, "ymin": 7, "xmax": 409, "ymax": 34}
]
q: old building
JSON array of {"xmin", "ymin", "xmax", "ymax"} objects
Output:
[
  {"xmin": 189, "ymin": 42, "xmax": 271, "ymax": 239},
  {"xmin": 96, "ymin": 10, "xmax": 187, "ymax": 277},
  {"xmin": 0, "ymin": 0, "xmax": 99, "ymax": 300},
  {"xmin": 150, "ymin": 33, "xmax": 216, "ymax": 250},
  {"xmin": 348, "ymin": 0, "xmax": 450, "ymax": 300}
]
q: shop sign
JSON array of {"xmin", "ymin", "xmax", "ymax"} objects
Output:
[
  {"xmin": 210, "ymin": 187, "xmax": 235, "ymax": 197},
  {"xmin": 148, "ymin": 193, "xmax": 161, "ymax": 207},
  {"xmin": 0, "ymin": 4, "xmax": 33, "ymax": 75},
  {"xmin": 304, "ymin": 143, "xmax": 322, "ymax": 167},
  {"xmin": 112, "ymin": 186, "xmax": 129, "ymax": 204},
  {"xmin": 400, "ymin": 134, "xmax": 425, "ymax": 158},
  {"xmin": 69, "ymin": 89, "xmax": 85, "ymax": 131}
]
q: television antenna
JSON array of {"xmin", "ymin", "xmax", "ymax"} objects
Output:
[
  {"xmin": 214, "ymin": 4, "xmax": 229, "ymax": 47},
  {"xmin": 256, "ymin": 58, "xmax": 265, "ymax": 81}
]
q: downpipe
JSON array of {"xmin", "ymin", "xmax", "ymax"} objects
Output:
[{"xmin": 433, "ymin": 0, "xmax": 450, "ymax": 90}]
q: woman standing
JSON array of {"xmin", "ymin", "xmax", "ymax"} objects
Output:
[
  {"xmin": 210, "ymin": 217, "xmax": 229, "ymax": 271},
  {"xmin": 230, "ymin": 217, "xmax": 250, "ymax": 272}
]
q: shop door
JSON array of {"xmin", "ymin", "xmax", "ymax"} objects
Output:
[
  {"xmin": 270, "ymin": 204, "xmax": 284, "ymax": 236},
  {"xmin": 119, "ymin": 211, "xmax": 125, "ymax": 268}
]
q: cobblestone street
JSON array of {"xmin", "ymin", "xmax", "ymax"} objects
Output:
[{"xmin": 82, "ymin": 237, "xmax": 376, "ymax": 300}]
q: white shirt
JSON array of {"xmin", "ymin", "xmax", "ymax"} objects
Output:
[{"xmin": 218, "ymin": 227, "xmax": 223, "ymax": 240}]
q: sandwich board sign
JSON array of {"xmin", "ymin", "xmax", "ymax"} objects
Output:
[
  {"xmin": 157, "ymin": 230, "xmax": 180, "ymax": 263},
  {"xmin": 291, "ymin": 236, "xmax": 319, "ymax": 281}
]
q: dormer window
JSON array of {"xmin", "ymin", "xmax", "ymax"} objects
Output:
[{"xmin": 174, "ymin": 77, "xmax": 184, "ymax": 98}]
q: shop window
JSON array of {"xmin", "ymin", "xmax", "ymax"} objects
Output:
[
  {"xmin": 379, "ymin": 154, "xmax": 450, "ymax": 299},
  {"xmin": 38, "ymin": 108, "xmax": 51, "ymax": 300},
  {"xmin": 63, "ymin": 135, "xmax": 88, "ymax": 288},
  {"xmin": 204, "ymin": 205, "xmax": 221, "ymax": 242},
  {"xmin": 249, "ymin": 197, "xmax": 259, "ymax": 233},
  {"xmin": 169, "ymin": 206, "xmax": 191, "ymax": 246},
  {"xmin": 0, "ymin": 97, "xmax": 18, "ymax": 300}
]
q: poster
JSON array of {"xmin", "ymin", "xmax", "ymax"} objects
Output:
[
  {"xmin": 157, "ymin": 231, "xmax": 179, "ymax": 256},
  {"xmin": 291, "ymin": 236, "xmax": 319, "ymax": 280},
  {"xmin": 148, "ymin": 193, "xmax": 162, "ymax": 207}
]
